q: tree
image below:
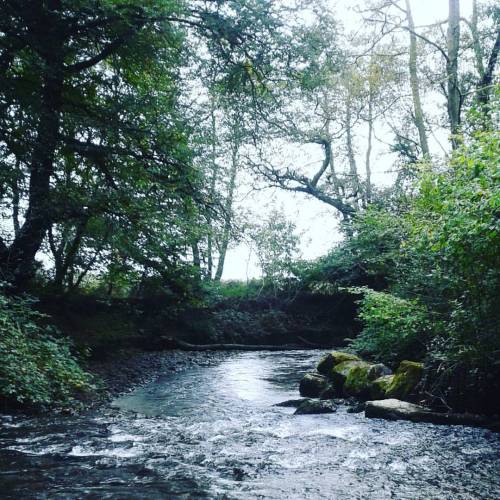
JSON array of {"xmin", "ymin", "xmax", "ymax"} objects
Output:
[
  {"xmin": 251, "ymin": 209, "xmax": 300, "ymax": 294},
  {"xmin": 0, "ymin": 0, "xmax": 187, "ymax": 284},
  {"xmin": 0, "ymin": 0, "xmax": 293, "ymax": 287}
]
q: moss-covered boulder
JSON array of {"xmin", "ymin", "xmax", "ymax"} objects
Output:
[
  {"xmin": 385, "ymin": 361, "xmax": 424, "ymax": 400},
  {"xmin": 342, "ymin": 361, "xmax": 375, "ymax": 398},
  {"xmin": 317, "ymin": 351, "xmax": 361, "ymax": 375},
  {"xmin": 299, "ymin": 372, "xmax": 330, "ymax": 397},
  {"xmin": 330, "ymin": 360, "xmax": 393, "ymax": 399},
  {"xmin": 330, "ymin": 360, "xmax": 362, "ymax": 386},
  {"xmin": 370, "ymin": 374, "xmax": 395, "ymax": 400}
]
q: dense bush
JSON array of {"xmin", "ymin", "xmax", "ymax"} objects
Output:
[
  {"xmin": 341, "ymin": 130, "xmax": 500, "ymax": 411},
  {"xmin": 349, "ymin": 288, "xmax": 431, "ymax": 365},
  {"xmin": 0, "ymin": 288, "xmax": 93, "ymax": 409}
]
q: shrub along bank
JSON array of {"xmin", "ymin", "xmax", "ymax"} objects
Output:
[
  {"xmin": 0, "ymin": 289, "xmax": 94, "ymax": 411},
  {"xmin": 300, "ymin": 130, "xmax": 500, "ymax": 416}
]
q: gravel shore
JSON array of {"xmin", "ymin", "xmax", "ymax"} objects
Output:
[{"xmin": 88, "ymin": 349, "xmax": 229, "ymax": 405}]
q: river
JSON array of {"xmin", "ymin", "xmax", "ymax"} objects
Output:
[{"xmin": 1, "ymin": 350, "xmax": 499, "ymax": 499}]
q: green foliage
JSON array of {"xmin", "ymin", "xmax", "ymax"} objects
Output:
[
  {"xmin": 299, "ymin": 207, "xmax": 404, "ymax": 290},
  {"xmin": 0, "ymin": 288, "xmax": 93, "ymax": 409},
  {"xmin": 251, "ymin": 209, "xmax": 301, "ymax": 293},
  {"xmin": 349, "ymin": 288, "xmax": 430, "ymax": 365},
  {"xmin": 206, "ymin": 279, "xmax": 265, "ymax": 301},
  {"xmin": 327, "ymin": 128, "xmax": 500, "ymax": 376}
]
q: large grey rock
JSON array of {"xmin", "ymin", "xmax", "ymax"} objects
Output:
[
  {"xmin": 365, "ymin": 399, "xmax": 498, "ymax": 428},
  {"xmin": 365, "ymin": 399, "xmax": 433, "ymax": 421},
  {"xmin": 299, "ymin": 372, "xmax": 330, "ymax": 397},
  {"xmin": 294, "ymin": 399, "xmax": 336, "ymax": 415}
]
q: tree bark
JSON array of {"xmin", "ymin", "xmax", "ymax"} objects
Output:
[
  {"xmin": 470, "ymin": 0, "xmax": 485, "ymax": 78},
  {"xmin": 447, "ymin": 0, "xmax": 461, "ymax": 148},
  {"xmin": 476, "ymin": 26, "xmax": 500, "ymax": 109},
  {"xmin": 11, "ymin": 163, "xmax": 21, "ymax": 237},
  {"xmin": 0, "ymin": 1, "xmax": 64, "ymax": 285},
  {"xmin": 365, "ymin": 82, "xmax": 374, "ymax": 205},
  {"xmin": 206, "ymin": 101, "xmax": 218, "ymax": 279},
  {"xmin": 51, "ymin": 220, "xmax": 88, "ymax": 292},
  {"xmin": 192, "ymin": 242, "xmax": 201, "ymax": 269},
  {"xmin": 345, "ymin": 93, "xmax": 358, "ymax": 181},
  {"xmin": 405, "ymin": 0, "xmax": 430, "ymax": 157},
  {"xmin": 214, "ymin": 140, "xmax": 238, "ymax": 281}
]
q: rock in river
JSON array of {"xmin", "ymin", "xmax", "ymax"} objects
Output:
[
  {"xmin": 299, "ymin": 372, "xmax": 331, "ymax": 397},
  {"xmin": 365, "ymin": 398, "xmax": 499, "ymax": 429},
  {"xmin": 370, "ymin": 374, "xmax": 395, "ymax": 400},
  {"xmin": 365, "ymin": 399, "xmax": 433, "ymax": 422},
  {"xmin": 274, "ymin": 399, "xmax": 307, "ymax": 408},
  {"xmin": 294, "ymin": 399, "xmax": 337, "ymax": 415},
  {"xmin": 387, "ymin": 360, "xmax": 423, "ymax": 399},
  {"xmin": 316, "ymin": 351, "xmax": 360, "ymax": 375}
]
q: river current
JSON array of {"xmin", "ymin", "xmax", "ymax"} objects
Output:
[{"xmin": 1, "ymin": 350, "xmax": 499, "ymax": 499}]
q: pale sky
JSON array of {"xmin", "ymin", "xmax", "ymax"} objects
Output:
[{"xmin": 221, "ymin": 0, "xmax": 475, "ymax": 281}]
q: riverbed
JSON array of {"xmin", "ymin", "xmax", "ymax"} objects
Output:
[{"xmin": 1, "ymin": 350, "xmax": 499, "ymax": 498}]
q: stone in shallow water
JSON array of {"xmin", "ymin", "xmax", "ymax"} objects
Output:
[
  {"xmin": 365, "ymin": 399, "xmax": 432, "ymax": 421},
  {"xmin": 299, "ymin": 372, "xmax": 330, "ymax": 397},
  {"xmin": 347, "ymin": 402, "xmax": 366, "ymax": 413},
  {"xmin": 365, "ymin": 399, "xmax": 498, "ymax": 428},
  {"xmin": 294, "ymin": 399, "xmax": 336, "ymax": 415},
  {"xmin": 274, "ymin": 399, "xmax": 307, "ymax": 408},
  {"xmin": 319, "ymin": 385, "xmax": 338, "ymax": 400}
]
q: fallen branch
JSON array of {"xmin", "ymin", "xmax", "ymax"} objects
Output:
[{"xmin": 159, "ymin": 337, "xmax": 333, "ymax": 351}]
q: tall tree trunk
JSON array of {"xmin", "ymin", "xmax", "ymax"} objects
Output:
[
  {"xmin": 48, "ymin": 225, "xmax": 64, "ymax": 289},
  {"xmin": 345, "ymin": 94, "xmax": 358, "ymax": 180},
  {"xmin": 192, "ymin": 242, "xmax": 201, "ymax": 270},
  {"xmin": 476, "ymin": 26, "xmax": 500, "ymax": 110},
  {"xmin": 447, "ymin": 0, "xmax": 461, "ymax": 148},
  {"xmin": 365, "ymin": 91, "xmax": 373, "ymax": 205},
  {"xmin": 51, "ymin": 221, "xmax": 88, "ymax": 292},
  {"xmin": 470, "ymin": 0, "xmax": 485, "ymax": 78},
  {"xmin": 214, "ymin": 144, "xmax": 238, "ymax": 282},
  {"xmin": 0, "ymin": 1, "xmax": 63, "ymax": 284},
  {"xmin": 405, "ymin": 0, "xmax": 430, "ymax": 157},
  {"xmin": 11, "ymin": 162, "xmax": 21, "ymax": 237},
  {"xmin": 345, "ymin": 91, "xmax": 361, "ymax": 211},
  {"xmin": 206, "ymin": 101, "xmax": 217, "ymax": 279}
]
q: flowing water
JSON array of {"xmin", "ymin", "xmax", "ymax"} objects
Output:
[{"xmin": 1, "ymin": 350, "xmax": 499, "ymax": 499}]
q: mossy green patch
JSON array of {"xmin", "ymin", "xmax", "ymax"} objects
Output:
[
  {"xmin": 330, "ymin": 361, "xmax": 370, "ymax": 391},
  {"xmin": 386, "ymin": 360, "xmax": 423, "ymax": 400},
  {"xmin": 370, "ymin": 374, "xmax": 395, "ymax": 400},
  {"xmin": 343, "ymin": 362, "xmax": 373, "ymax": 398},
  {"xmin": 317, "ymin": 351, "xmax": 360, "ymax": 375}
]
